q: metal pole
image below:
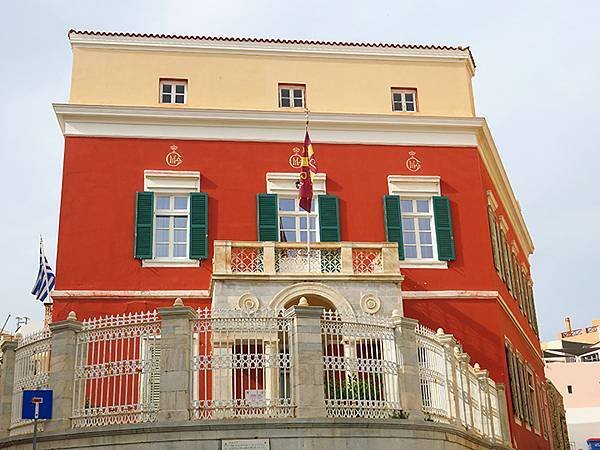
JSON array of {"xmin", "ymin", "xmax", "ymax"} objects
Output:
[
  {"xmin": 32, "ymin": 419, "xmax": 37, "ymax": 450},
  {"xmin": 306, "ymin": 210, "xmax": 311, "ymax": 272},
  {"xmin": 304, "ymin": 107, "xmax": 311, "ymax": 273},
  {"xmin": 32, "ymin": 402, "xmax": 39, "ymax": 450}
]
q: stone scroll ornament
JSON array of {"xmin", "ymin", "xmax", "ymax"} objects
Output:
[
  {"xmin": 360, "ymin": 294, "xmax": 381, "ymax": 314},
  {"xmin": 238, "ymin": 293, "xmax": 260, "ymax": 313}
]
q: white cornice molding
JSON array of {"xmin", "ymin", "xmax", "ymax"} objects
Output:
[
  {"xmin": 69, "ymin": 34, "xmax": 475, "ymax": 75},
  {"xmin": 52, "ymin": 289, "xmax": 211, "ymax": 298},
  {"xmin": 53, "ymin": 103, "xmax": 534, "ymax": 255}
]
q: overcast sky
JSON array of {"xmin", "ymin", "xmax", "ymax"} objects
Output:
[{"xmin": 1, "ymin": 0, "xmax": 598, "ymax": 340}]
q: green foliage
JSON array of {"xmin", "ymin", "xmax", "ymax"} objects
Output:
[{"xmin": 325, "ymin": 374, "xmax": 382, "ymax": 401}]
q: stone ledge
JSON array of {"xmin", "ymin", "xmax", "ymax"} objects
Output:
[{"xmin": 0, "ymin": 418, "xmax": 512, "ymax": 450}]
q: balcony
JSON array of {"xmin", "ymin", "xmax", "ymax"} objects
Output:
[
  {"xmin": 1, "ymin": 304, "xmax": 512, "ymax": 450},
  {"xmin": 212, "ymin": 241, "xmax": 402, "ymax": 281}
]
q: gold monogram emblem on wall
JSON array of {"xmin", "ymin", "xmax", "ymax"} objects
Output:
[
  {"xmin": 166, "ymin": 144, "xmax": 183, "ymax": 167},
  {"xmin": 406, "ymin": 151, "xmax": 422, "ymax": 172}
]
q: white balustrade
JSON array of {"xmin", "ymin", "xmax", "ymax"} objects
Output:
[
  {"xmin": 10, "ymin": 328, "xmax": 51, "ymax": 433},
  {"xmin": 415, "ymin": 325, "xmax": 508, "ymax": 443},
  {"xmin": 213, "ymin": 241, "xmax": 400, "ymax": 277},
  {"xmin": 191, "ymin": 307, "xmax": 295, "ymax": 420},
  {"xmin": 72, "ymin": 311, "xmax": 161, "ymax": 427},
  {"xmin": 1, "ymin": 304, "xmax": 511, "ymax": 448}
]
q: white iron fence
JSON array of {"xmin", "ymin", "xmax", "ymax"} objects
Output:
[
  {"xmin": 10, "ymin": 328, "xmax": 51, "ymax": 432},
  {"xmin": 415, "ymin": 325, "xmax": 505, "ymax": 442},
  {"xmin": 2, "ymin": 304, "xmax": 509, "ymax": 446},
  {"xmin": 72, "ymin": 311, "xmax": 161, "ymax": 427},
  {"xmin": 321, "ymin": 310, "xmax": 401, "ymax": 419},
  {"xmin": 191, "ymin": 307, "xmax": 295, "ymax": 419},
  {"xmin": 415, "ymin": 325, "xmax": 450, "ymax": 421}
]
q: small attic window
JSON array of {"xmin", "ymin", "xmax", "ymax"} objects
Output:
[{"xmin": 160, "ymin": 80, "xmax": 187, "ymax": 105}]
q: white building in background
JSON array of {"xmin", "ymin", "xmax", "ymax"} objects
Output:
[{"xmin": 544, "ymin": 318, "xmax": 600, "ymax": 450}]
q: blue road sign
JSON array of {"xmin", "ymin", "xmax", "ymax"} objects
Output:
[
  {"xmin": 588, "ymin": 439, "xmax": 600, "ymax": 450},
  {"xmin": 22, "ymin": 390, "xmax": 52, "ymax": 420}
]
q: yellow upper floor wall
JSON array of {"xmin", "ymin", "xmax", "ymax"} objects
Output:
[{"xmin": 68, "ymin": 31, "xmax": 476, "ymax": 117}]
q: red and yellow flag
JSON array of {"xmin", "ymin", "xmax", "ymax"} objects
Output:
[{"xmin": 299, "ymin": 131, "xmax": 317, "ymax": 212}]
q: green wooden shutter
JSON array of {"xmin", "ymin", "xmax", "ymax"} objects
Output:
[
  {"xmin": 135, "ymin": 192, "xmax": 154, "ymax": 259},
  {"xmin": 487, "ymin": 207, "xmax": 502, "ymax": 273},
  {"xmin": 433, "ymin": 196, "xmax": 455, "ymax": 261},
  {"xmin": 318, "ymin": 195, "xmax": 340, "ymax": 242},
  {"xmin": 505, "ymin": 344, "xmax": 520, "ymax": 419},
  {"xmin": 529, "ymin": 284, "xmax": 539, "ymax": 335},
  {"xmin": 383, "ymin": 195, "xmax": 404, "ymax": 259},
  {"xmin": 257, "ymin": 194, "xmax": 279, "ymax": 241},
  {"xmin": 190, "ymin": 192, "xmax": 208, "ymax": 259}
]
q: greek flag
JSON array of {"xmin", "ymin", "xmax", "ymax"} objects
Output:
[{"xmin": 31, "ymin": 240, "xmax": 55, "ymax": 303}]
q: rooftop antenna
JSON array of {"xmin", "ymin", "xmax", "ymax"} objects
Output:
[
  {"xmin": 15, "ymin": 316, "xmax": 30, "ymax": 333},
  {"xmin": 0, "ymin": 314, "xmax": 10, "ymax": 337}
]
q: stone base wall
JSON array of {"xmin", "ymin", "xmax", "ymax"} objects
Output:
[{"xmin": 0, "ymin": 418, "xmax": 511, "ymax": 450}]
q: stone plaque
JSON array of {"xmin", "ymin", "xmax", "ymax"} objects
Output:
[{"xmin": 223, "ymin": 439, "xmax": 269, "ymax": 450}]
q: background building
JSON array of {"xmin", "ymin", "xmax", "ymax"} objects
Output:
[
  {"xmin": 0, "ymin": 30, "xmax": 559, "ymax": 449},
  {"xmin": 544, "ymin": 318, "xmax": 600, "ymax": 450}
]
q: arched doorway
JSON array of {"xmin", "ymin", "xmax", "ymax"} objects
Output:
[
  {"xmin": 283, "ymin": 294, "xmax": 336, "ymax": 311},
  {"xmin": 269, "ymin": 282, "xmax": 353, "ymax": 313}
]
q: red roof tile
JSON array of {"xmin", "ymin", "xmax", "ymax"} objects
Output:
[{"xmin": 68, "ymin": 29, "xmax": 475, "ymax": 68}]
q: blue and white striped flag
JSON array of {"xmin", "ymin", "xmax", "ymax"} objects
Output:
[{"xmin": 31, "ymin": 239, "xmax": 55, "ymax": 303}]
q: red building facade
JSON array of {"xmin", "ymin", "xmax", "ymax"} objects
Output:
[{"xmin": 50, "ymin": 30, "xmax": 551, "ymax": 449}]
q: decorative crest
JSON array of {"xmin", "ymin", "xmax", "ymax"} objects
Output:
[
  {"xmin": 289, "ymin": 147, "xmax": 302, "ymax": 169},
  {"xmin": 166, "ymin": 144, "xmax": 183, "ymax": 167},
  {"xmin": 406, "ymin": 150, "xmax": 421, "ymax": 172}
]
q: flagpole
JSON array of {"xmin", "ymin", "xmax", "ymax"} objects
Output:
[{"xmin": 305, "ymin": 108, "xmax": 311, "ymax": 273}]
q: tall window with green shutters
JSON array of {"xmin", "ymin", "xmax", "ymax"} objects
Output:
[
  {"xmin": 383, "ymin": 194, "xmax": 455, "ymax": 262},
  {"xmin": 256, "ymin": 193, "xmax": 340, "ymax": 242},
  {"xmin": 135, "ymin": 191, "xmax": 208, "ymax": 261}
]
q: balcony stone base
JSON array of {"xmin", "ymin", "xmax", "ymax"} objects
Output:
[{"xmin": 0, "ymin": 418, "xmax": 511, "ymax": 450}]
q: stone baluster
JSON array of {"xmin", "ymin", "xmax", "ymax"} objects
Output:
[
  {"xmin": 157, "ymin": 298, "xmax": 197, "ymax": 422},
  {"xmin": 457, "ymin": 351, "xmax": 473, "ymax": 429},
  {"xmin": 391, "ymin": 312, "xmax": 424, "ymax": 420},
  {"xmin": 474, "ymin": 364, "xmax": 493, "ymax": 440},
  {"xmin": 262, "ymin": 242, "xmax": 276, "ymax": 274},
  {"xmin": 287, "ymin": 303, "xmax": 327, "ymax": 418},
  {"xmin": 437, "ymin": 331, "xmax": 461, "ymax": 425},
  {"xmin": 340, "ymin": 243, "xmax": 353, "ymax": 275},
  {"xmin": 0, "ymin": 340, "xmax": 18, "ymax": 437},
  {"xmin": 496, "ymin": 383, "xmax": 511, "ymax": 444},
  {"xmin": 45, "ymin": 311, "xmax": 82, "ymax": 432}
]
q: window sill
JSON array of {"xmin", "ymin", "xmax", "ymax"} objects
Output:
[
  {"xmin": 142, "ymin": 259, "xmax": 200, "ymax": 268},
  {"xmin": 399, "ymin": 260, "xmax": 448, "ymax": 269}
]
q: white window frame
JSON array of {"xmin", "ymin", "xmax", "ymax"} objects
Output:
[
  {"xmin": 399, "ymin": 198, "xmax": 437, "ymax": 260},
  {"xmin": 266, "ymin": 172, "xmax": 326, "ymax": 243},
  {"xmin": 153, "ymin": 194, "xmax": 190, "ymax": 260},
  {"xmin": 391, "ymin": 88, "xmax": 417, "ymax": 112},
  {"xmin": 278, "ymin": 196, "xmax": 320, "ymax": 243},
  {"xmin": 159, "ymin": 79, "xmax": 188, "ymax": 105},
  {"xmin": 388, "ymin": 175, "xmax": 447, "ymax": 269},
  {"xmin": 278, "ymin": 84, "xmax": 306, "ymax": 109},
  {"xmin": 142, "ymin": 170, "xmax": 200, "ymax": 267}
]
